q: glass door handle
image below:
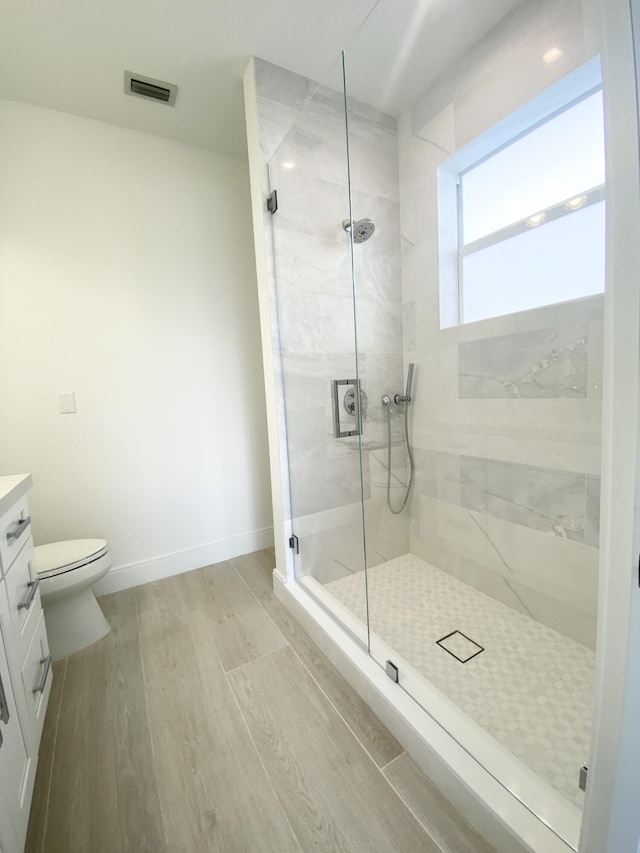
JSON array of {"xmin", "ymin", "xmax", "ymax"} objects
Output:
[{"xmin": 332, "ymin": 379, "xmax": 363, "ymax": 438}]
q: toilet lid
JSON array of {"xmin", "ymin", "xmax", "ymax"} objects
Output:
[{"xmin": 34, "ymin": 539, "xmax": 109, "ymax": 578}]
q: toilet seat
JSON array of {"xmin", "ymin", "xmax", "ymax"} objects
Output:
[{"xmin": 35, "ymin": 539, "xmax": 109, "ymax": 579}]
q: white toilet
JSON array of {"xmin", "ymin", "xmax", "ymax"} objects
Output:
[{"xmin": 34, "ymin": 539, "xmax": 112, "ymax": 660}]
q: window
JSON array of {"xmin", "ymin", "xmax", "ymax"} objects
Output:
[{"xmin": 438, "ymin": 60, "xmax": 606, "ymax": 326}]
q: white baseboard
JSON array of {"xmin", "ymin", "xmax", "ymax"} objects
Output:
[{"xmin": 94, "ymin": 527, "xmax": 274, "ymax": 595}]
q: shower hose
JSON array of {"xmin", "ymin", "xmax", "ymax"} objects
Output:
[{"xmin": 386, "ymin": 399, "xmax": 415, "ymax": 514}]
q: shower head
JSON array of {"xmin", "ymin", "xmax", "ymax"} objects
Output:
[{"xmin": 343, "ymin": 218, "xmax": 376, "ymax": 243}]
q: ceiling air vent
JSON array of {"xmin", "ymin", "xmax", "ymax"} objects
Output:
[{"xmin": 124, "ymin": 71, "xmax": 178, "ymax": 106}]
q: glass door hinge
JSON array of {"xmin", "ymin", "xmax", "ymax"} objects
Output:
[
  {"xmin": 386, "ymin": 660, "xmax": 399, "ymax": 683},
  {"xmin": 267, "ymin": 189, "xmax": 278, "ymax": 214},
  {"xmin": 289, "ymin": 534, "xmax": 299, "ymax": 554},
  {"xmin": 579, "ymin": 763, "xmax": 588, "ymax": 791}
]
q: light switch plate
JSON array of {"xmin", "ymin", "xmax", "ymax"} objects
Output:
[{"xmin": 58, "ymin": 392, "xmax": 76, "ymax": 414}]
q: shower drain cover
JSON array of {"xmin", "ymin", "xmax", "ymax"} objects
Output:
[{"xmin": 436, "ymin": 630, "xmax": 484, "ymax": 663}]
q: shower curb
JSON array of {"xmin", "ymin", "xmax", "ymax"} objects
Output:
[{"xmin": 274, "ymin": 573, "xmax": 576, "ymax": 853}]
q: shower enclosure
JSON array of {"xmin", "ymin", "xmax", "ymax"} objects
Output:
[{"xmin": 244, "ymin": 1, "xmax": 610, "ymax": 848}]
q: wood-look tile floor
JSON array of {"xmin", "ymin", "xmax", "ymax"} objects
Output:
[{"xmin": 25, "ymin": 548, "xmax": 494, "ymax": 853}]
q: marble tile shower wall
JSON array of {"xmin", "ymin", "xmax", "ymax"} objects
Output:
[
  {"xmin": 398, "ymin": 0, "xmax": 602, "ymax": 648},
  {"xmin": 253, "ymin": 58, "xmax": 409, "ymax": 583}
]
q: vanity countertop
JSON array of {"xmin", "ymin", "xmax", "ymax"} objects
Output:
[{"xmin": 0, "ymin": 474, "xmax": 33, "ymax": 517}]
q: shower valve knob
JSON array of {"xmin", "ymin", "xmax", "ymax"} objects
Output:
[{"xmin": 344, "ymin": 387, "xmax": 368, "ymax": 418}]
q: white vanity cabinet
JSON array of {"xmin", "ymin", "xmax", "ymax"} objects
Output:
[
  {"xmin": 0, "ymin": 614, "xmax": 29, "ymax": 853},
  {"xmin": 0, "ymin": 475, "xmax": 51, "ymax": 852}
]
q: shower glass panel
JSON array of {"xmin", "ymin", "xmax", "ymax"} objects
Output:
[
  {"xmin": 319, "ymin": 1, "xmax": 604, "ymax": 845},
  {"xmin": 254, "ymin": 54, "xmax": 369, "ymax": 639}
]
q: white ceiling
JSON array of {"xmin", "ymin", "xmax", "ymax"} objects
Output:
[{"xmin": 0, "ymin": 0, "xmax": 522, "ymax": 159}]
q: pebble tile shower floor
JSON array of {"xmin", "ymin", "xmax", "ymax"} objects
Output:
[{"xmin": 325, "ymin": 553, "xmax": 595, "ymax": 808}]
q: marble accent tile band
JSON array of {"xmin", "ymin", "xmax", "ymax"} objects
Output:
[
  {"xmin": 415, "ymin": 448, "xmax": 600, "ymax": 545},
  {"xmin": 458, "ymin": 325, "xmax": 589, "ymax": 399}
]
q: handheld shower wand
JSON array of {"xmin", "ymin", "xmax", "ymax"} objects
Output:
[
  {"xmin": 394, "ymin": 362, "xmax": 414, "ymax": 404},
  {"xmin": 382, "ymin": 363, "xmax": 415, "ymax": 515}
]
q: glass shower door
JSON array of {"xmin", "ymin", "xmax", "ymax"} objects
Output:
[
  {"xmin": 254, "ymin": 53, "xmax": 370, "ymax": 645},
  {"xmin": 313, "ymin": 56, "xmax": 412, "ymax": 664}
]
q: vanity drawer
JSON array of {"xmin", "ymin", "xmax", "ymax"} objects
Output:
[
  {"xmin": 4, "ymin": 539, "xmax": 40, "ymax": 664},
  {"xmin": 0, "ymin": 496, "xmax": 31, "ymax": 577},
  {"xmin": 20, "ymin": 610, "xmax": 51, "ymax": 747}
]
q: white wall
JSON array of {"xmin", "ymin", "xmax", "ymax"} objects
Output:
[{"xmin": 0, "ymin": 99, "xmax": 273, "ymax": 588}]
